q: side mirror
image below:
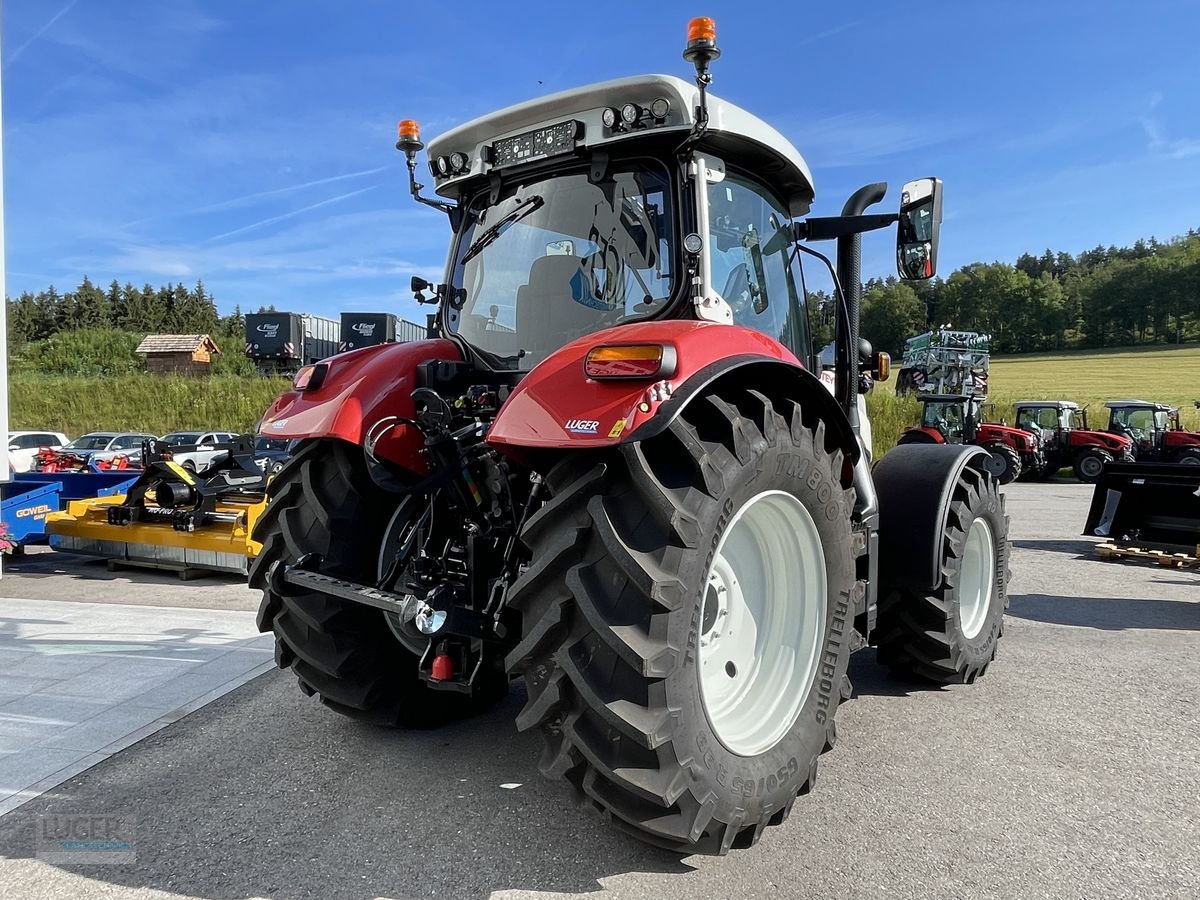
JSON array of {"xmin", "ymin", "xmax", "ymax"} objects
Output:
[
  {"xmin": 896, "ymin": 177, "xmax": 943, "ymax": 281},
  {"xmin": 546, "ymin": 239, "xmax": 575, "ymax": 256}
]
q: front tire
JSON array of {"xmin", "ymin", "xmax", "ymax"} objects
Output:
[
  {"xmin": 875, "ymin": 463, "xmax": 1008, "ymax": 684},
  {"xmin": 984, "ymin": 444, "xmax": 1021, "ymax": 484},
  {"xmin": 1073, "ymin": 448, "xmax": 1112, "ymax": 483},
  {"xmin": 507, "ymin": 388, "xmax": 857, "ymax": 854},
  {"xmin": 1174, "ymin": 448, "xmax": 1200, "ymax": 465},
  {"xmin": 250, "ymin": 439, "xmax": 503, "ymax": 726}
]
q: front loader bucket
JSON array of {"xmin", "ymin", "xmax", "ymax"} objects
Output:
[
  {"xmin": 46, "ymin": 494, "xmax": 264, "ymax": 576},
  {"xmin": 1084, "ymin": 462, "xmax": 1200, "ymax": 553}
]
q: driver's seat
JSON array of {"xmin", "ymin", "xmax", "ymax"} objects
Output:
[{"xmin": 516, "ymin": 255, "xmax": 600, "ymax": 349}]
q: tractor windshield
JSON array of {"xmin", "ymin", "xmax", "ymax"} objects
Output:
[
  {"xmin": 921, "ymin": 400, "xmax": 966, "ymax": 442},
  {"xmin": 446, "ymin": 163, "xmax": 674, "ymax": 371}
]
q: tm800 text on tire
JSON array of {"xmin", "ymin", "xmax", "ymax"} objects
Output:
[{"xmin": 506, "ymin": 387, "xmax": 858, "ymax": 854}]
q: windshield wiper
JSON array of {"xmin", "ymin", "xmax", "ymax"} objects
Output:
[{"xmin": 460, "ymin": 195, "xmax": 544, "ymax": 264}]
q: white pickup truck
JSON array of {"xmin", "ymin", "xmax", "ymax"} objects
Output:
[{"xmin": 160, "ymin": 431, "xmax": 239, "ymax": 473}]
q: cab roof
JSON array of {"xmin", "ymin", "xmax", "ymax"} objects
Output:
[
  {"xmin": 1014, "ymin": 400, "xmax": 1079, "ymax": 409},
  {"xmin": 427, "ymin": 74, "xmax": 816, "ymax": 217},
  {"xmin": 1104, "ymin": 399, "xmax": 1171, "ymax": 410}
]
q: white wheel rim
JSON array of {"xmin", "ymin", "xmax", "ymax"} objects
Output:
[
  {"xmin": 958, "ymin": 517, "xmax": 995, "ymax": 639},
  {"xmin": 698, "ymin": 489, "xmax": 827, "ymax": 757}
]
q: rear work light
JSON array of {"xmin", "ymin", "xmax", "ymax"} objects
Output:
[
  {"xmin": 584, "ymin": 344, "xmax": 677, "ymax": 380},
  {"xmin": 293, "ymin": 363, "xmax": 328, "ymax": 391}
]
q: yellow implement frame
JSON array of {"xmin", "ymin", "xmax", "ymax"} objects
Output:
[{"xmin": 46, "ymin": 493, "xmax": 265, "ymax": 576}]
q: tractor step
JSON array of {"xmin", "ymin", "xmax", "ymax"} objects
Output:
[{"xmin": 1094, "ymin": 542, "xmax": 1200, "ymax": 568}]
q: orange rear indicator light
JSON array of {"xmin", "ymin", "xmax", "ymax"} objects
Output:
[
  {"xmin": 584, "ymin": 344, "xmax": 676, "ymax": 380},
  {"xmin": 687, "ymin": 16, "xmax": 716, "ymax": 43}
]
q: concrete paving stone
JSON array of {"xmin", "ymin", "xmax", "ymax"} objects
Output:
[
  {"xmin": 0, "ymin": 648, "xmax": 29, "ymax": 670},
  {"xmin": 39, "ymin": 703, "xmax": 171, "ymax": 754},
  {"xmin": 37, "ymin": 658, "xmax": 194, "ymax": 702},
  {"xmin": 0, "ymin": 748, "xmax": 94, "ymax": 798},
  {"xmin": 0, "ymin": 650, "xmax": 112, "ymax": 680},
  {"xmin": 0, "ymin": 752, "xmax": 109, "ymax": 819},
  {"xmin": 0, "ymin": 676, "xmax": 59, "ymax": 699}
]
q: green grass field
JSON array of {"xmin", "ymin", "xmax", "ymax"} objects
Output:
[
  {"xmin": 8, "ymin": 374, "xmax": 289, "ymax": 437},
  {"xmin": 8, "ymin": 343, "xmax": 1198, "ymax": 454},
  {"xmin": 868, "ymin": 343, "xmax": 1200, "ymax": 456}
]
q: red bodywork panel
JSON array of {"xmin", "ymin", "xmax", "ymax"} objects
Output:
[
  {"xmin": 977, "ymin": 423, "xmax": 1035, "ymax": 450},
  {"xmin": 1164, "ymin": 431, "xmax": 1200, "ymax": 451},
  {"xmin": 1065, "ymin": 430, "xmax": 1131, "ymax": 454},
  {"xmin": 486, "ymin": 320, "xmax": 800, "ymax": 452},
  {"xmin": 259, "ymin": 339, "xmax": 463, "ymax": 473}
]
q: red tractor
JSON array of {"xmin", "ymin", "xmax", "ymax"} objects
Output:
[
  {"xmin": 1104, "ymin": 400, "xmax": 1200, "ymax": 465},
  {"xmin": 898, "ymin": 394, "xmax": 1042, "ymax": 484},
  {"xmin": 250, "ymin": 19, "xmax": 1009, "ymax": 854},
  {"xmin": 1013, "ymin": 400, "xmax": 1134, "ymax": 482}
]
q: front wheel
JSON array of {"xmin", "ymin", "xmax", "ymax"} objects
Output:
[
  {"xmin": 506, "ymin": 388, "xmax": 857, "ymax": 854},
  {"xmin": 1174, "ymin": 449, "xmax": 1200, "ymax": 465},
  {"xmin": 876, "ymin": 463, "xmax": 1008, "ymax": 684},
  {"xmin": 1073, "ymin": 448, "xmax": 1112, "ymax": 483},
  {"xmin": 983, "ymin": 444, "xmax": 1021, "ymax": 484}
]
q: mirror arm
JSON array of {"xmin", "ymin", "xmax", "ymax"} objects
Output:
[
  {"xmin": 402, "ymin": 154, "xmax": 457, "ymax": 217},
  {"xmin": 794, "ymin": 213, "xmax": 898, "ymax": 242}
]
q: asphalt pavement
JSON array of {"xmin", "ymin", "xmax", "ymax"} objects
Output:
[{"xmin": 0, "ymin": 483, "xmax": 1196, "ymax": 899}]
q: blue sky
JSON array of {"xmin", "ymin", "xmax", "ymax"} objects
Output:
[{"xmin": 3, "ymin": 0, "xmax": 1198, "ymax": 322}]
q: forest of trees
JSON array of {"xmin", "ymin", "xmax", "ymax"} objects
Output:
[
  {"xmin": 4, "ymin": 278, "xmax": 245, "ymax": 345},
  {"xmin": 6, "ymin": 228, "xmax": 1199, "ymax": 368},
  {"xmin": 845, "ymin": 229, "xmax": 1200, "ymax": 357}
]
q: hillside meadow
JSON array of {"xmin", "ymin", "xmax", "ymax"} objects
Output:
[{"xmin": 6, "ymin": 344, "xmax": 1198, "ymax": 455}]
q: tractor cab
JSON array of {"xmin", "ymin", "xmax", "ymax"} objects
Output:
[
  {"xmin": 1014, "ymin": 400, "xmax": 1086, "ymax": 443},
  {"xmin": 1105, "ymin": 400, "xmax": 1173, "ymax": 440},
  {"xmin": 918, "ymin": 395, "xmax": 977, "ymax": 444},
  {"xmin": 1105, "ymin": 399, "xmax": 1200, "ymax": 463}
]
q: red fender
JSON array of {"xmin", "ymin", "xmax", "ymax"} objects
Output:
[
  {"xmin": 898, "ymin": 426, "xmax": 945, "ymax": 444},
  {"xmin": 259, "ymin": 339, "xmax": 463, "ymax": 473},
  {"xmin": 486, "ymin": 320, "xmax": 800, "ymax": 452}
]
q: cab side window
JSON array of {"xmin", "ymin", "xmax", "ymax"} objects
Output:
[{"xmin": 707, "ymin": 172, "xmax": 809, "ymax": 359}]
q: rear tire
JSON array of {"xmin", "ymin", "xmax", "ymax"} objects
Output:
[
  {"xmin": 1073, "ymin": 449, "xmax": 1112, "ymax": 483},
  {"xmin": 507, "ymin": 388, "xmax": 857, "ymax": 854},
  {"xmin": 875, "ymin": 463, "xmax": 1008, "ymax": 684},
  {"xmin": 250, "ymin": 439, "xmax": 505, "ymax": 726},
  {"xmin": 984, "ymin": 444, "xmax": 1021, "ymax": 484}
]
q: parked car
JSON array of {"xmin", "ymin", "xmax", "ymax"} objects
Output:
[
  {"xmin": 51, "ymin": 432, "xmax": 159, "ymax": 468},
  {"xmin": 7, "ymin": 431, "xmax": 69, "ymax": 473},
  {"xmin": 253, "ymin": 436, "xmax": 296, "ymax": 475},
  {"xmin": 160, "ymin": 431, "xmax": 239, "ymax": 473}
]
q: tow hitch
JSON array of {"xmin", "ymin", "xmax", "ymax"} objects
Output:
[{"xmin": 270, "ymin": 555, "xmax": 515, "ymax": 693}]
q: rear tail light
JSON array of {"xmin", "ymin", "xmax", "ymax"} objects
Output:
[
  {"xmin": 584, "ymin": 344, "xmax": 677, "ymax": 380},
  {"xmin": 293, "ymin": 363, "xmax": 328, "ymax": 391}
]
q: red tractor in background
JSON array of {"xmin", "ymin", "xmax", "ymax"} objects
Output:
[
  {"xmin": 1104, "ymin": 400, "xmax": 1200, "ymax": 464},
  {"xmin": 898, "ymin": 394, "xmax": 1041, "ymax": 484},
  {"xmin": 1014, "ymin": 400, "xmax": 1134, "ymax": 482},
  {"xmin": 248, "ymin": 19, "xmax": 1010, "ymax": 855}
]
